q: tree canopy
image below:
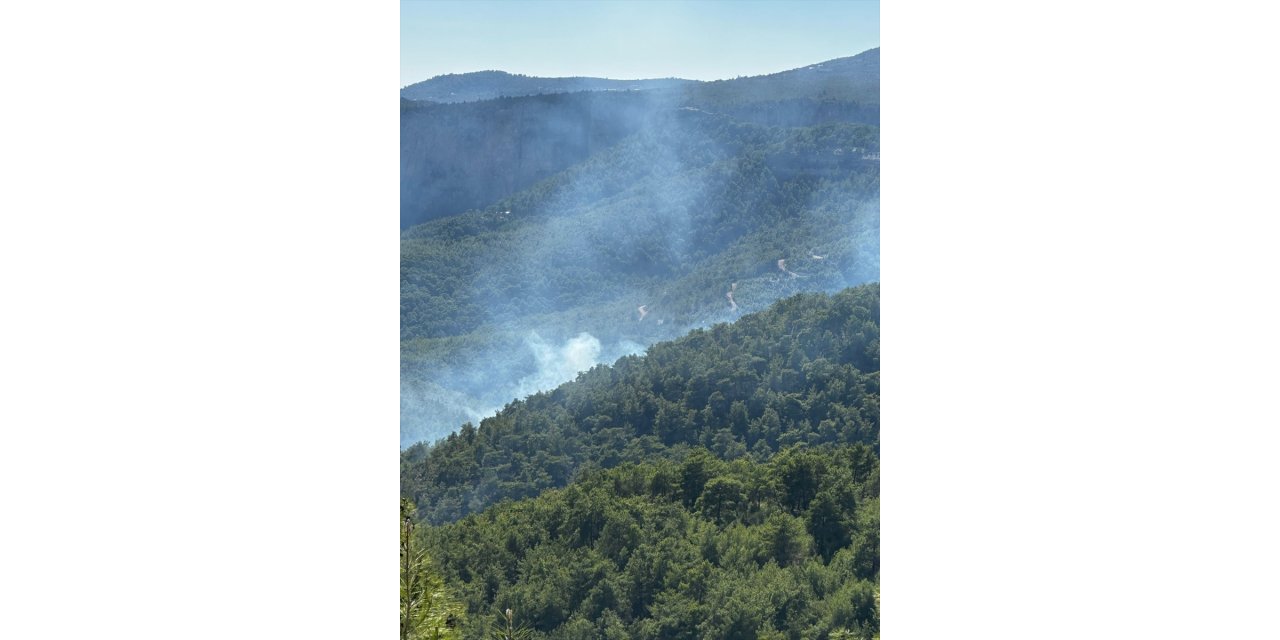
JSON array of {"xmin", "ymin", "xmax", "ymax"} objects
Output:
[
  {"xmin": 418, "ymin": 445, "xmax": 878, "ymax": 640},
  {"xmin": 403, "ymin": 285, "xmax": 878, "ymax": 525}
]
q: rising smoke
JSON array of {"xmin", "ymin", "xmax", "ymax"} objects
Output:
[
  {"xmin": 401, "ymin": 331, "xmax": 647, "ymax": 447},
  {"xmin": 401, "ymin": 56, "xmax": 879, "ymax": 449},
  {"xmin": 515, "ymin": 332, "xmax": 632, "ymax": 398}
]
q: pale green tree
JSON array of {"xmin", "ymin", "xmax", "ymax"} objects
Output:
[{"xmin": 401, "ymin": 500, "xmax": 462, "ymax": 640}]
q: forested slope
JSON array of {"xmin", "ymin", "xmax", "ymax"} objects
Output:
[
  {"xmin": 402, "ymin": 284, "xmax": 879, "ymax": 525},
  {"xmin": 400, "ymin": 48, "xmax": 879, "ymax": 229},
  {"xmin": 400, "ymin": 48, "xmax": 879, "ymax": 448},
  {"xmin": 400, "ymin": 48, "xmax": 882, "ymax": 640},
  {"xmin": 401, "ymin": 116, "xmax": 878, "ymax": 343},
  {"xmin": 401, "ymin": 111, "xmax": 879, "ymax": 446},
  {"xmin": 401, "ymin": 91, "xmax": 660, "ymax": 229},
  {"xmin": 421, "ymin": 446, "xmax": 879, "ymax": 640}
]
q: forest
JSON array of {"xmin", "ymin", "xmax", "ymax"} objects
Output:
[
  {"xmin": 409, "ymin": 446, "xmax": 878, "ymax": 640},
  {"xmin": 401, "ymin": 49, "xmax": 881, "ymax": 446},
  {"xmin": 402, "ymin": 286, "xmax": 880, "ymax": 639},
  {"xmin": 400, "ymin": 48, "xmax": 878, "ymax": 228},
  {"xmin": 403, "ymin": 285, "xmax": 878, "ymax": 524},
  {"xmin": 400, "ymin": 48, "xmax": 880, "ymax": 640}
]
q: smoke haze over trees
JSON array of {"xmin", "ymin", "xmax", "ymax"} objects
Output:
[
  {"xmin": 401, "ymin": 45, "xmax": 880, "ymax": 639},
  {"xmin": 402, "ymin": 285, "xmax": 880, "ymax": 638},
  {"xmin": 401, "ymin": 48, "xmax": 880, "ymax": 448},
  {"xmin": 402, "ymin": 285, "xmax": 879, "ymax": 524}
]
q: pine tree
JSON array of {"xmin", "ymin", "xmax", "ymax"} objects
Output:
[{"xmin": 401, "ymin": 499, "xmax": 462, "ymax": 640}]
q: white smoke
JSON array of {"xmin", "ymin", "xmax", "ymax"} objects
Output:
[
  {"xmin": 615, "ymin": 339, "xmax": 646, "ymax": 357},
  {"xmin": 511, "ymin": 332, "xmax": 647, "ymax": 400},
  {"xmin": 402, "ymin": 332, "xmax": 652, "ymax": 448},
  {"xmin": 514, "ymin": 332, "xmax": 601, "ymax": 397},
  {"xmin": 399, "ymin": 380, "xmax": 501, "ymax": 448}
]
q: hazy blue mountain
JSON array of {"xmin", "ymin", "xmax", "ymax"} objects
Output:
[
  {"xmin": 401, "ymin": 48, "xmax": 879, "ymax": 229},
  {"xmin": 400, "ymin": 48, "xmax": 880, "ymax": 448},
  {"xmin": 401, "ymin": 70, "xmax": 696, "ymax": 103},
  {"xmin": 401, "ymin": 91, "xmax": 659, "ymax": 230}
]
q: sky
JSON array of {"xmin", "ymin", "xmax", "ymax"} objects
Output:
[{"xmin": 402, "ymin": 0, "xmax": 879, "ymax": 87}]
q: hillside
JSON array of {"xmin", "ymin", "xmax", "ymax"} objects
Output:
[
  {"xmin": 401, "ymin": 91, "xmax": 660, "ymax": 230},
  {"xmin": 402, "ymin": 286, "xmax": 880, "ymax": 639},
  {"xmin": 401, "ymin": 70, "xmax": 695, "ymax": 103},
  {"xmin": 421, "ymin": 446, "xmax": 879, "ymax": 639},
  {"xmin": 402, "ymin": 285, "xmax": 879, "ymax": 525},
  {"xmin": 686, "ymin": 50, "xmax": 880, "ymax": 107},
  {"xmin": 401, "ymin": 49, "xmax": 881, "ymax": 447},
  {"xmin": 402, "ymin": 115, "xmax": 879, "ymax": 343},
  {"xmin": 400, "ymin": 48, "xmax": 879, "ymax": 229},
  {"xmin": 400, "ymin": 48, "xmax": 881, "ymax": 640}
]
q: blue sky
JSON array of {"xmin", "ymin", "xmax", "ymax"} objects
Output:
[{"xmin": 402, "ymin": 0, "xmax": 878, "ymax": 87}]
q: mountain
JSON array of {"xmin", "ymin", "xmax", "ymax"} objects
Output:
[
  {"xmin": 400, "ymin": 49, "xmax": 880, "ymax": 447},
  {"xmin": 704, "ymin": 50, "xmax": 879, "ymax": 99},
  {"xmin": 401, "ymin": 70, "xmax": 696, "ymax": 103},
  {"xmin": 401, "ymin": 91, "xmax": 660, "ymax": 231},
  {"xmin": 400, "ymin": 48, "xmax": 879, "ymax": 229},
  {"xmin": 400, "ymin": 49, "xmax": 881, "ymax": 640}
]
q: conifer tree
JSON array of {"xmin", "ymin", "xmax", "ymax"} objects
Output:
[{"xmin": 401, "ymin": 499, "xmax": 462, "ymax": 640}]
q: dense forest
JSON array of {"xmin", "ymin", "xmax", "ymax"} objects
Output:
[
  {"xmin": 417, "ymin": 446, "xmax": 878, "ymax": 639},
  {"xmin": 403, "ymin": 285, "xmax": 878, "ymax": 524},
  {"xmin": 402, "ymin": 286, "xmax": 880, "ymax": 639},
  {"xmin": 400, "ymin": 49, "xmax": 880, "ymax": 640},
  {"xmin": 401, "ymin": 49, "xmax": 881, "ymax": 446},
  {"xmin": 401, "ymin": 49, "xmax": 878, "ymax": 229},
  {"xmin": 402, "ymin": 118, "xmax": 878, "ymax": 342}
]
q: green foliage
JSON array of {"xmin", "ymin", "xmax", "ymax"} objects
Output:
[
  {"xmin": 401, "ymin": 48, "xmax": 879, "ymax": 228},
  {"xmin": 403, "ymin": 500, "xmax": 464, "ymax": 640},
  {"xmin": 422, "ymin": 447, "xmax": 878, "ymax": 640},
  {"xmin": 400, "ymin": 50, "xmax": 881, "ymax": 638},
  {"xmin": 488, "ymin": 607, "xmax": 534, "ymax": 640},
  {"xmin": 402, "ymin": 285, "xmax": 879, "ymax": 525}
]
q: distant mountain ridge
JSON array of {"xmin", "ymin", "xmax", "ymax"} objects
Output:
[
  {"xmin": 401, "ymin": 70, "xmax": 697, "ymax": 103},
  {"xmin": 399, "ymin": 49, "xmax": 878, "ymax": 105},
  {"xmin": 752, "ymin": 50, "xmax": 880, "ymax": 83},
  {"xmin": 400, "ymin": 48, "xmax": 879, "ymax": 229},
  {"xmin": 686, "ymin": 49, "xmax": 879, "ymax": 106}
]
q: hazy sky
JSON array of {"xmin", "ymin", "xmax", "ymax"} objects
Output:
[{"xmin": 402, "ymin": 0, "xmax": 879, "ymax": 87}]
